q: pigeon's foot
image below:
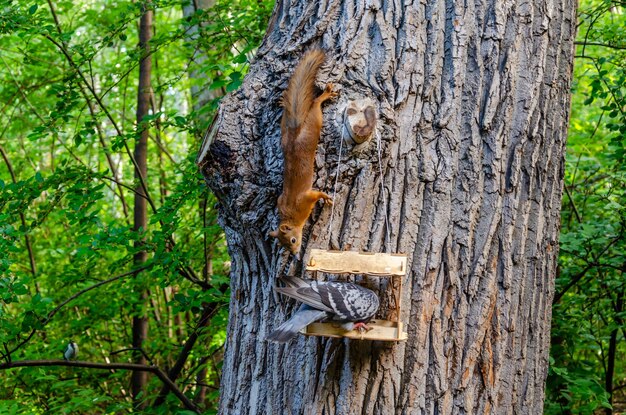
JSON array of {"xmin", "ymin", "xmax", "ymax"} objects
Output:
[{"xmin": 353, "ymin": 322, "xmax": 373, "ymax": 333}]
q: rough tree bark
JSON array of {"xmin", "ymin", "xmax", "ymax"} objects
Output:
[
  {"xmin": 131, "ymin": 2, "xmax": 153, "ymax": 408},
  {"xmin": 197, "ymin": 1, "xmax": 577, "ymax": 414}
]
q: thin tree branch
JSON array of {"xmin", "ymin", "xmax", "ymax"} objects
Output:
[
  {"xmin": 0, "ymin": 140, "xmax": 39, "ymax": 295},
  {"xmin": 3, "ymin": 343, "xmax": 10, "ymax": 364},
  {"xmin": 101, "ymin": 176, "xmax": 149, "ymax": 199},
  {"xmin": 181, "ymin": 342, "xmax": 225, "ymax": 387},
  {"xmin": 563, "ymin": 184, "xmax": 582, "ymax": 224},
  {"xmin": 48, "ymin": 266, "xmax": 152, "ymax": 322},
  {"xmin": 152, "ymin": 302, "xmax": 220, "ymax": 407},
  {"xmin": 1, "ymin": 266, "xmax": 150, "ymax": 360},
  {"xmin": 575, "ymin": 40, "xmax": 626, "ymax": 50},
  {"xmin": 579, "ymin": 4, "xmax": 612, "ymax": 58},
  {"xmin": 110, "ymin": 347, "xmax": 155, "ymax": 366},
  {"xmin": 0, "ymin": 56, "xmax": 47, "ymax": 124},
  {"xmin": 553, "ymin": 229, "xmax": 625, "ymax": 304},
  {"xmin": 184, "ymin": 381, "xmax": 219, "ymax": 390},
  {"xmin": 0, "ymin": 359, "xmax": 200, "ymax": 413}
]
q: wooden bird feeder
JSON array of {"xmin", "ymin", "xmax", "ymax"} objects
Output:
[{"xmin": 300, "ymin": 249, "xmax": 408, "ymax": 341}]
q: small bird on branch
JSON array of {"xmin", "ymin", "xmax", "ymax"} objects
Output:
[{"xmin": 63, "ymin": 340, "xmax": 78, "ymax": 361}]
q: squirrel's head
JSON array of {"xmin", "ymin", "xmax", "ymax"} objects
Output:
[{"xmin": 269, "ymin": 223, "xmax": 302, "ymax": 255}]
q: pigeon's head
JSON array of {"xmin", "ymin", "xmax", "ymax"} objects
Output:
[{"xmin": 269, "ymin": 223, "xmax": 302, "ymax": 255}]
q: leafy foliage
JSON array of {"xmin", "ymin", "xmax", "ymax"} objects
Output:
[
  {"xmin": 0, "ymin": 0, "xmax": 272, "ymax": 412},
  {"xmin": 546, "ymin": 1, "xmax": 626, "ymax": 413}
]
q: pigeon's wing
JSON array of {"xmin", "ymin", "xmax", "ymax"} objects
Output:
[
  {"xmin": 267, "ymin": 304, "xmax": 328, "ymax": 343},
  {"xmin": 315, "ymin": 281, "xmax": 380, "ymax": 321},
  {"xmin": 274, "ymin": 281, "xmax": 334, "ymax": 313},
  {"xmin": 274, "ymin": 278, "xmax": 380, "ymax": 321},
  {"xmin": 279, "ymin": 275, "xmax": 311, "ymax": 289}
]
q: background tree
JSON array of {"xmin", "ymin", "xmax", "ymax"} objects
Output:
[
  {"xmin": 131, "ymin": 1, "xmax": 153, "ymax": 407},
  {"xmin": 198, "ymin": 1, "xmax": 577, "ymax": 414}
]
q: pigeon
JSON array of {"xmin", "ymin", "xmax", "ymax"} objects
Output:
[
  {"xmin": 63, "ymin": 340, "xmax": 78, "ymax": 361},
  {"xmin": 267, "ymin": 275, "xmax": 379, "ymax": 343}
]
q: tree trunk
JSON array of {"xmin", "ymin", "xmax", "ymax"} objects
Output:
[
  {"xmin": 131, "ymin": 3, "xmax": 153, "ymax": 409},
  {"xmin": 605, "ymin": 289, "xmax": 623, "ymax": 415},
  {"xmin": 182, "ymin": 0, "xmax": 219, "ymax": 125},
  {"xmin": 197, "ymin": 1, "xmax": 577, "ymax": 413}
]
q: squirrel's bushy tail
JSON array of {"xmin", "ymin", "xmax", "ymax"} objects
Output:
[{"xmin": 281, "ymin": 49, "xmax": 325, "ymax": 130}]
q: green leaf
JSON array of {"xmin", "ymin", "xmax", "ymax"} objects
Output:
[{"xmin": 13, "ymin": 284, "xmax": 29, "ymax": 295}]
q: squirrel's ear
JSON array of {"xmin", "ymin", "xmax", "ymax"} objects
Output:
[
  {"xmin": 269, "ymin": 230, "xmax": 278, "ymax": 238},
  {"xmin": 279, "ymin": 224, "xmax": 292, "ymax": 233}
]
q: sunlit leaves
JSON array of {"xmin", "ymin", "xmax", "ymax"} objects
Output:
[{"xmin": 0, "ymin": 0, "xmax": 272, "ymax": 412}]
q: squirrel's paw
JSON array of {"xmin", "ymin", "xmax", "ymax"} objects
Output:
[
  {"xmin": 322, "ymin": 194, "xmax": 333, "ymax": 205},
  {"xmin": 325, "ymin": 84, "xmax": 339, "ymax": 100}
]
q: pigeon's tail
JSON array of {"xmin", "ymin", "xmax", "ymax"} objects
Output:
[{"xmin": 267, "ymin": 305, "xmax": 327, "ymax": 343}]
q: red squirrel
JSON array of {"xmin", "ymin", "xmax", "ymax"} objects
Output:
[{"xmin": 269, "ymin": 50, "xmax": 337, "ymax": 254}]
